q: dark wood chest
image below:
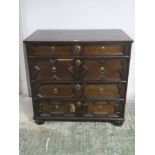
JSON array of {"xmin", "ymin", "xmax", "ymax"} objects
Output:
[{"xmin": 24, "ymin": 29, "xmax": 133, "ymax": 126}]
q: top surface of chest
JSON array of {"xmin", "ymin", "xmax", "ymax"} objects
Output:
[{"xmin": 24, "ymin": 29, "xmax": 133, "ymax": 43}]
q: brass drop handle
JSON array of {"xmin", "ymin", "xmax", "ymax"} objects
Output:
[
  {"xmin": 53, "ymin": 88, "xmax": 58, "ymax": 94},
  {"xmin": 50, "ymin": 46, "xmax": 56, "ymax": 52},
  {"xmin": 100, "ymin": 66, "xmax": 105, "ymax": 73},
  {"xmin": 101, "ymin": 46, "xmax": 105, "ymax": 53},
  {"xmin": 52, "ymin": 66, "xmax": 56, "ymax": 73},
  {"xmin": 75, "ymin": 59, "xmax": 81, "ymax": 66},
  {"xmin": 74, "ymin": 45, "xmax": 81, "ymax": 53},
  {"xmin": 75, "ymin": 101, "xmax": 82, "ymax": 107},
  {"xmin": 70, "ymin": 103, "xmax": 76, "ymax": 112},
  {"xmin": 75, "ymin": 84, "xmax": 81, "ymax": 90}
]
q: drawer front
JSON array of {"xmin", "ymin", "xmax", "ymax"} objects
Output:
[
  {"xmin": 36, "ymin": 84, "xmax": 73, "ymax": 98},
  {"xmin": 29, "ymin": 44, "xmax": 124, "ymax": 56},
  {"xmin": 34, "ymin": 83, "xmax": 124, "ymax": 99},
  {"xmin": 83, "ymin": 100, "xmax": 122, "ymax": 117},
  {"xmin": 30, "ymin": 58, "xmax": 127, "ymax": 82},
  {"xmin": 82, "ymin": 59, "xmax": 127, "ymax": 82},
  {"xmin": 30, "ymin": 45, "xmax": 72, "ymax": 56},
  {"xmin": 36, "ymin": 100, "xmax": 123, "ymax": 117},
  {"xmin": 30, "ymin": 59, "xmax": 74, "ymax": 81},
  {"xmin": 37, "ymin": 101, "xmax": 73, "ymax": 116},
  {"xmin": 35, "ymin": 83, "xmax": 84, "ymax": 98},
  {"xmin": 83, "ymin": 45, "xmax": 123, "ymax": 56},
  {"xmin": 84, "ymin": 84, "xmax": 123, "ymax": 99},
  {"xmin": 37, "ymin": 100, "xmax": 84, "ymax": 116}
]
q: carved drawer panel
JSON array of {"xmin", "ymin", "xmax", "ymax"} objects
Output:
[
  {"xmin": 83, "ymin": 45, "xmax": 123, "ymax": 56},
  {"xmin": 82, "ymin": 59, "xmax": 127, "ymax": 82},
  {"xmin": 83, "ymin": 100, "xmax": 122, "ymax": 117},
  {"xmin": 37, "ymin": 100, "xmax": 84, "ymax": 116},
  {"xmin": 30, "ymin": 44, "xmax": 72, "ymax": 56},
  {"xmin": 84, "ymin": 84, "xmax": 124, "ymax": 99},
  {"xmin": 37, "ymin": 100, "xmax": 123, "ymax": 118},
  {"xmin": 38, "ymin": 101, "xmax": 74, "ymax": 116},
  {"xmin": 36, "ymin": 84, "xmax": 73, "ymax": 98},
  {"xmin": 30, "ymin": 59, "xmax": 74, "ymax": 81},
  {"xmin": 35, "ymin": 83, "xmax": 84, "ymax": 98}
]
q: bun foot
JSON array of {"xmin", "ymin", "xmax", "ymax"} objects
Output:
[
  {"xmin": 112, "ymin": 120, "xmax": 124, "ymax": 126},
  {"xmin": 35, "ymin": 119, "xmax": 45, "ymax": 125}
]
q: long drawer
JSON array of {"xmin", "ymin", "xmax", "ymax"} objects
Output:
[
  {"xmin": 29, "ymin": 44, "xmax": 126, "ymax": 56},
  {"xmin": 29, "ymin": 58, "xmax": 128, "ymax": 82},
  {"xmin": 32, "ymin": 83, "xmax": 125, "ymax": 99},
  {"xmin": 36, "ymin": 100, "xmax": 123, "ymax": 118}
]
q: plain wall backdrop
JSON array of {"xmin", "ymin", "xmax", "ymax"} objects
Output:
[{"xmin": 20, "ymin": 0, "xmax": 135, "ymax": 100}]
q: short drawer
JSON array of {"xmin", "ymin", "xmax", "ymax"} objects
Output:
[
  {"xmin": 37, "ymin": 101, "xmax": 74, "ymax": 116},
  {"xmin": 30, "ymin": 44, "xmax": 72, "ymax": 56},
  {"xmin": 37, "ymin": 100, "xmax": 84, "ymax": 116},
  {"xmin": 83, "ymin": 45, "xmax": 123, "ymax": 56},
  {"xmin": 34, "ymin": 83, "xmax": 84, "ymax": 98},
  {"xmin": 84, "ymin": 84, "xmax": 124, "ymax": 99},
  {"xmin": 36, "ymin": 84, "xmax": 73, "ymax": 98},
  {"xmin": 82, "ymin": 59, "xmax": 127, "ymax": 82},
  {"xmin": 30, "ymin": 59, "xmax": 74, "ymax": 81},
  {"xmin": 83, "ymin": 100, "xmax": 122, "ymax": 117}
]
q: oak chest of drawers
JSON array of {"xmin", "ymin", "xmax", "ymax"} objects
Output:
[{"xmin": 24, "ymin": 30, "xmax": 133, "ymax": 126}]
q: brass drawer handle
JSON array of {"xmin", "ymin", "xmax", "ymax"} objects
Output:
[
  {"xmin": 55, "ymin": 105, "xmax": 59, "ymax": 108},
  {"xmin": 52, "ymin": 66, "xmax": 56, "ymax": 73},
  {"xmin": 99, "ymin": 88, "xmax": 104, "ymax": 93},
  {"xmin": 100, "ymin": 66, "xmax": 105, "ymax": 73},
  {"xmin": 98, "ymin": 105, "xmax": 103, "ymax": 109},
  {"xmin": 75, "ymin": 84, "xmax": 81, "ymax": 90},
  {"xmin": 75, "ymin": 59, "xmax": 81, "ymax": 66},
  {"xmin": 70, "ymin": 104, "xmax": 76, "ymax": 112},
  {"xmin": 51, "ymin": 46, "xmax": 56, "ymax": 52},
  {"xmin": 75, "ymin": 101, "xmax": 82, "ymax": 107},
  {"xmin": 53, "ymin": 88, "xmax": 58, "ymax": 94},
  {"xmin": 74, "ymin": 45, "xmax": 81, "ymax": 54},
  {"xmin": 101, "ymin": 46, "xmax": 105, "ymax": 53}
]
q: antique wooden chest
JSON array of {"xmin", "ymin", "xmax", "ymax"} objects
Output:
[{"xmin": 24, "ymin": 30, "xmax": 133, "ymax": 126}]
